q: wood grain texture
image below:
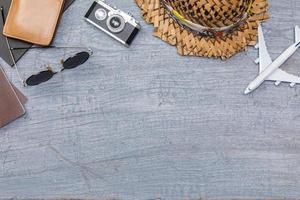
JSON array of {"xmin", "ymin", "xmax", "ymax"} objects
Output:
[{"xmin": 1, "ymin": 0, "xmax": 300, "ymax": 199}]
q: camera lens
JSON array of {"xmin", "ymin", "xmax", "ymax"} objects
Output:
[
  {"xmin": 110, "ymin": 17, "xmax": 121, "ymax": 28},
  {"xmin": 106, "ymin": 14, "xmax": 125, "ymax": 33}
]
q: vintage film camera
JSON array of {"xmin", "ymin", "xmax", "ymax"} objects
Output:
[{"xmin": 85, "ymin": 0, "xmax": 141, "ymax": 47}]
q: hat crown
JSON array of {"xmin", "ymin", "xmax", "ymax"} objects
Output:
[{"xmin": 165, "ymin": 0, "xmax": 251, "ymax": 28}]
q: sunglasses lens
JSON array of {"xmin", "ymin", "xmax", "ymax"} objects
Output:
[
  {"xmin": 26, "ymin": 70, "xmax": 55, "ymax": 86},
  {"xmin": 62, "ymin": 51, "xmax": 90, "ymax": 69}
]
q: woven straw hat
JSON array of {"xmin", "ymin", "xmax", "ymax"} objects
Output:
[{"xmin": 136, "ymin": 0, "xmax": 269, "ymax": 59}]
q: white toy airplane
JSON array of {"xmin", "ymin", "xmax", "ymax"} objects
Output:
[{"xmin": 244, "ymin": 24, "xmax": 300, "ymax": 94}]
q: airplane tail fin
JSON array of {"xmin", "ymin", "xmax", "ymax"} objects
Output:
[{"xmin": 295, "ymin": 25, "xmax": 300, "ymax": 43}]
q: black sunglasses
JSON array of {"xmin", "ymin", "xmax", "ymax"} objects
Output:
[
  {"xmin": 11, "ymin": 47, "xmax": 93, "ymax": 86},
  {"xmin": 1, "ymin": 6, "xmax": 93, "ymax": 86},
  {"xmin": 26, "ymin": 50, "xmax": 91, "ymax": 86}
]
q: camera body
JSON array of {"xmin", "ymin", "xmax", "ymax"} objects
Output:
[{"xmin": 85, "ymin": 0, "xmax": 141, "ymax": 47}]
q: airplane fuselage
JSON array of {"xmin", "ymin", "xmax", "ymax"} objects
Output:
[{"xmin": 245, "ymin": 42, "xmax": 300, "ymax": 94}]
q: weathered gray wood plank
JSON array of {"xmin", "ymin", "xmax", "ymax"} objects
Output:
[{"xmin": 1, "ymin": 0, "xmax": 300, "ymax": 199}]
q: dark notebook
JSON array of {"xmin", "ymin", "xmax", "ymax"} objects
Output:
[
  {"xmin": 0, "ymin": 0, "xmax": 75, "ymax": 66},
  {"xmin": 0, "ymin": 66, "xmax": 27, "ymax": 128}
]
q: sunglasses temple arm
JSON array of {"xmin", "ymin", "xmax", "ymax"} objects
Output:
[
  {"xmin": 10, "ymin": 46, "xmax": 91, "ymax": 50},
  {"xmin": 1, "ymin": 7, "xmax": 5, "ymax": 24},
  {"xmin": 10, "ymin": 46, "xmax": 57, "ymax": 50},
  {"xmin": 6, "ymin": 39, "xmax": 25, "ymax": 86}
]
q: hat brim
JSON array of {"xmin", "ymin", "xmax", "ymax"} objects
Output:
[{"xmin": 136, "ymin": 0, "xmax": 269, "ymax": 59}]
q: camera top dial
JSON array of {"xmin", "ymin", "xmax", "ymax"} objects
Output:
[{"xmin": 95, "ymin": 8, "xmax": 107, "ymax": 20}]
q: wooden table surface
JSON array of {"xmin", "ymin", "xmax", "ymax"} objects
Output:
[{"xmin": 1, "ymin": 0, "xmax": 300, "ymax": 199}]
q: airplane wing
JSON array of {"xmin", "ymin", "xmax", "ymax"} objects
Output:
[
  {"xmin": 266, "ymin": 68, "xmax": 300, "ymax": 86},
  {"xmin": 295, "ymin": 25, "xmax": 300, "ymax": 43},
  {"xmin": 257, "ymin": 24, "xmax": 272, "ymax": 73}
]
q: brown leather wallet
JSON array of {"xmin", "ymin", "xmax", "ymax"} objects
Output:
[
  {"xmin": 3, "ymin": 0, "xmax": 65, "ymax": 46},
  {"xmin": 0, "ymin": 67, "xmax": 27, "ymax": 128}
]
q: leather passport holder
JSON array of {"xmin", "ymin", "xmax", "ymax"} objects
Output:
[
  {"xmin": 0, "ymin": 0, "xmax": 74, "ymax": 66},
  {"xmin": 0, "ymin": 67, "xmax": 26, "ymax": 128},
  {"xmin": 3, "ymin": 0, "xmax": 65, "ymax": 46}
]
